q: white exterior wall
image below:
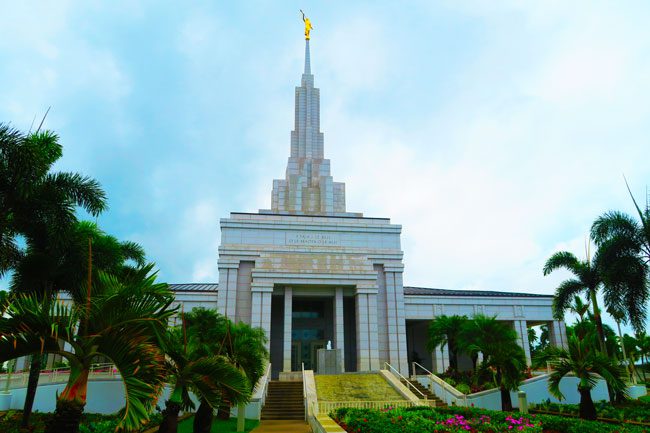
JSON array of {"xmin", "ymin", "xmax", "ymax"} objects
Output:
[{"xmin": 218, "ymin": 212, "xmax": 407, "ymax": 374}]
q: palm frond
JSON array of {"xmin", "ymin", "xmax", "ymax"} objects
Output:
[
  {"xmin": 552, "ymin": 279, "xmax": 585, "ymax": 320},
  {"xmin": 43, "ymin": 172, "xmax": 107, "ymax": 216},
  {"xmin": 591, "ymin": 211, "xmax": 640, "ymax": 245},
  {"xmin": 187, "ymin": 356, "xmax": 251, "ymax": 408},
  {"xmin": 543, "ymin": 251, "xmax": 581, "ymax": 276}
]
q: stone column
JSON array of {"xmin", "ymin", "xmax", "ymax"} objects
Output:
[
  {"xmin": 386, "ymin": 270, "xmax": 409, "ymax": 375},
  {"xmin": 250, "ymin": 282, "xmax": 273, "ymax": 352},
  {"xmin": 217, "ymin": 262, "xmax": 239, "ymax": 319},
  {"xmin": 355, "ymin": 288, "xmax": 380, "ymax": 371},
  {"xmin": 433, "ymin": 343, "xmax": 449, "ymax": 374},
  {"xmin": 513, "ymin": 320, "xmax": 532, "ymax": 366},
  {"xmin": 283, "ymin": 287, "xmax": 293, "ymax": 372},
  {"xmin": 549, "ymin": 320, "xmax": 568, "ymax": 350},
  {"xmin": 334, "ymin": 287, "xmax": 345, "ymax": 371}
]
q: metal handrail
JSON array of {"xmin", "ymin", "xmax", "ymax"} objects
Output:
[
  {"xmin": 412, "ymin": 361, "xmax": 468, "ymax": 407},
  {"xmin": 384, "ymin": 362, "xmax": 426, "ymax": 400}
]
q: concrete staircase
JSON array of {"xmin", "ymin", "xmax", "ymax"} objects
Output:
[
  {"xmin": 401, "ymin": 379, "xmax": 448, "ymax": 407},
  {"xmin": 261, "ymin": 380, "xmax": 305, "ymax": 420}
]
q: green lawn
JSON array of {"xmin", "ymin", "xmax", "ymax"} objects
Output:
[{"xmin": 178, "ymin": 417, "xmax": 259, "ymax": 433}]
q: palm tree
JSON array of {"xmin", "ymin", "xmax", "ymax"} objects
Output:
[
  {"xmin": 536, "ymin": 335, "xmax": 627, "ymax": 420},
  {"xmin": 0, "ymin": 266, "xmax": 175, "ymax": 433},
  {"xmin": 156, "ymin": 324, "xmax": 250, "ymax": 433},
  {"xmin": 607, "ymin": 305, "xmax": 634, "ymax": 383},
  {"xmin": 569, "ymin": 296, "xmax": 590, "ymax": 322},
  {"xmin": 216, "ymin": 322, "xmax": 269, "ymax": 424},
  {"xmin": 426, "ymin": 315, "xmax": 467, "ymax": 373},
  {"xmin": 10, "ymin": 221, "xmax": 144, "ymax": 425},
  {"xmin": 591, "ymin": 184, "xmax": 650, "ymax": 333},
  {"xmin": 543, "ymin": 249, "xmax": 608, "ymax": 354},
  {"xmin": 0, "ymin": 125, "xmax": 106, "ymax": 276},
  {"xmin": 636, "ymin": 331, "xmax": 650, "ymax": 382},
  {"xmin": 184, "ymin": 308, "xmax": 268, "ymax": 433},
  {"xmin": 466, "ymin": 316, "xmax": 527, "ymax": 411},
  {"xmin": 1, "ymin": 126, "xmax": 107, "ymax": 427},
  {"xmin": 458, "ymin": 315, "xmax": 499, "ymax": 373}
]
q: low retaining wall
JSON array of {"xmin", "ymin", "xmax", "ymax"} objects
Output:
[
  {"xmin": 416, "ymin": 374, "xmax": 611, "ymax": 410},
  {"xmin": 5, "ymin": 378, "xmax": 263, "ymax": 419}
]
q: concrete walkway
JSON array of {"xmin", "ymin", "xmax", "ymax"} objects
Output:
[{"xmin": 251, "ymin": 420, "xmax": 312, "ymax": 433}]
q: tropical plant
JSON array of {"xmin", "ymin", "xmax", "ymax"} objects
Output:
[
  {"xmin": 1, "ymin": 125, "xmax": 107, "ymax": 427},
  {"xmin": 535, "ymin": 335, "xmax": 627, "ymax": 420},
  {"xmin": 567, "ymin": 317, "xmax": 620, "ymax": 360},
  {"xmin": 543, "ymin": 248, "xmax": 609, "ymax": 354},
  {"xmin": 591, "ymin": 183, "xmax": 650, "ymax": 333},
  {"xmin": 635, "ymin": 331, "xmax": 650, "ymax": 382},
  {"xmin": 184, "ymin": 308, "xmax": 268, "ymax": 433},
  {"xmin": 470, "ymin": 318, "xmax": 527, "ymax": 411},
  {"xmin": 607, "ymin": 305, "xmax": 634, "ymax": 383},
  {"xmin": 427, "ymin": 315, "xmax": 467, "ymax": 373},
  {"xmin": 0, "ymin": 266, "xmax": 175, "ymax": 433},
  {"xmin": 11, "ymin": 221, "xmax": 146, "ymax": 302},
  {"xmin": 156, "ymin": 322, "xmax": 251, "ymax": 433},
  {"xmin": 569, "ymin": 296, "xmax": 591, "ymax": 322},
  {"xmin": 0, "ymin": 124, "xmax": 106, "ymax": 276}
]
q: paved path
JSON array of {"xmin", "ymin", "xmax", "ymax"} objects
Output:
[{"xmin": 251, "ymin": 420, "xmax": 311, "ymax": 433}]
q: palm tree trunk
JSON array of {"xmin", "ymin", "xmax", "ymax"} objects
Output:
[
  {"xmin": 44, "ymin": 366, "xmax": 89, "ymax": 433},
  {"xmin": 21, "ymin": 355, "xmax": 42, "ymax": 427},
  {"xmin": 217, "ymin": 389, "xmax": 231, "ymax": 420},
  {"xmin": 192, "ymin": 398, "xmax": 213, "ymax": 433},
  {"xmin": 589, "ymin": 290, "xmax": 608, "ymax": 355},
  {"xmin": 616, "ymin": 321, "xmax": 633, "ymax": 383},
  {"xmin": 578, "ymin": 386, "xmax": 597, "ymax": 420},
  {"xmin": 500, "ymin": 386, "xmax": 513, "ymax": 411},
  {"xmin": 495, "ymin": 368, "xmax": 513, "ymax": 411},
  {"xmin": 158, "ymin": 400, "xmax": 181, "ymax": 433}
]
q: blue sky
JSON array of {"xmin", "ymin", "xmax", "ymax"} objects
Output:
[{"xmin": 1, "ymin": 1, "xmax": 650, "ymax": 330}]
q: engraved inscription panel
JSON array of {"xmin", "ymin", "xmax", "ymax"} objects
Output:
[{"xmin": 286, "ymin": 232, "xmax": 340, "ymax": 246}]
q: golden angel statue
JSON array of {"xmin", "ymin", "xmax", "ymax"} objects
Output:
[{"xmin": 300, "ymin": 10, "xmax": 313, "ymax": 40}]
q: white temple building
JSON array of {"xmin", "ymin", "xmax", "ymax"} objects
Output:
[{"xmin": 171, "ymin": 39, "xmax": 566, "ymax": 379}]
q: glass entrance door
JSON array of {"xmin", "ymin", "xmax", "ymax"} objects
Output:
[{"xmin": 291, "ymin": 298, "xmax": 333, "ymax": 370}]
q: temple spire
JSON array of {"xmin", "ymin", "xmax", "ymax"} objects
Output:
[
  {"xmin": 261, "ymin": 13, "xmax": 359, "ymax": 217},
  {"xmin": 304, "ymin": 40, "xmax": 311, "ymax": 75}
]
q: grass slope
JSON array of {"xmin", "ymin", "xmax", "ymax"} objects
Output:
[{"xmin": 315, "ymin": 374, "xmax": 405, "ymax": 401}]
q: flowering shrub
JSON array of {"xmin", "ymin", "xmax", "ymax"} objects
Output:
[
  {"xmin": 332, "ymin": 407, "xmax": 541, "ymax": 433},
  {"xmin": 332, "ymin": 406, "xmax": 650, "ymax": 433}
]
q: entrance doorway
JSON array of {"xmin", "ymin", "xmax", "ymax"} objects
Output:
[{"xmin": 291, "ymin": 298, "xmax": 333, "ymax": 371}]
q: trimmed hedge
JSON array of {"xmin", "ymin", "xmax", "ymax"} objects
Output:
[
  {"xmin": 531, "ymin": 400, "xmax": 650, "ymax": 424},
  {"xmin": 331, "ymin": 406, "xmax": 650, "ymax": 433}
]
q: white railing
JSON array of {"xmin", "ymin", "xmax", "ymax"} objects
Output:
[
  {"xmin": 319, "ymin": 400, "xmax": 417, "ymax": 414},
  {"xmin": 253, "ymin": 362, "xmax": 272, "ymax": 407},
  {"xmin": 0, "ymin": 363, "xmax": 117, "ymax": 389},
  {"xmin": 384, "ymin": 362, "xmax": 427, "ymax": 401},
  {"xmin": 411, "ymin": 362, "xmax": 467, "ymax": 407},
  {"xmin": 302, "ymin": 362, "xmax": 307, "ymax": 421}
]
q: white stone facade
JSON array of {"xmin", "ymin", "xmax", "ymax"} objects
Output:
[
  {"xmin": 170, "ymin": 39, "xmax": 564, "ymax": 378},
  {"xmin": 215, "ymin": 212, "xmax": 409, "ymax": 376}
]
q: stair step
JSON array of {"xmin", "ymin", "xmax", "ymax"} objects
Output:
[{"xmin": 262, "ymin": 380, "xmax": 305, "ymax": 420}]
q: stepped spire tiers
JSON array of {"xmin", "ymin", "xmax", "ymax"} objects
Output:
[{"xmin": 263, "ymin": 37, "xmax": 360, "ymax": 217}]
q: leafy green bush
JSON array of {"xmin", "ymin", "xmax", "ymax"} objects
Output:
[
  {"xmin": 333, "ymin": 407, "xmax": 542, "ymax": 433},
  {"xmin": 331, "ymin": 406, "xmax": 650, "ymax": 433},
  {"xmin": 531, "ymin": 400, "xmax": 650, "ymax": 423},
  {"xmin": 455, "ymin": 383, "xmax": 471, "ymax": 394}
]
